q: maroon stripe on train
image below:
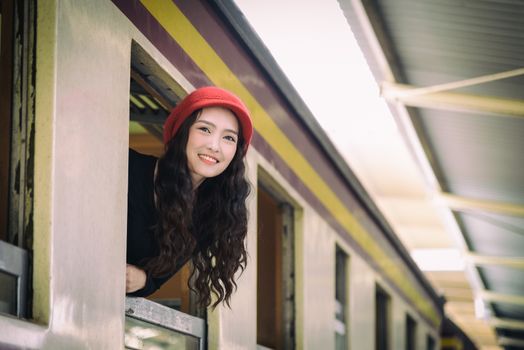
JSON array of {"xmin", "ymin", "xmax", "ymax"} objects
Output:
[
  {"xmin": 252, "ymin": 131, "xmax": 438, "ymax": 326},
  {"xmin": 110, "ymin": 0, "xmax": 375, "ymax": 264},
  {"xmin": 112, "ymin": 0, "xmax": 366, "ymax": 243},
  {"xmin": 111, "ymin": 0, "xmax": 212, "ymax": 89},
  {"xmin": 173, "ymin": 0, "xmax": 390, "ymax": 245},
  {"xmin": 251, "ymin": 132, "xmax": 373, "ymax": 260},
  {"xmin": 111, "ymin": 0, "xmax": 439, "ymax": 326},
  {"xmin": 173, "ymin": 1, "xmax": 408, "ymax": 277}
]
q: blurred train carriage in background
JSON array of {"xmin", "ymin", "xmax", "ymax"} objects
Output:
[{"xmin": 2, "ymin": 0, "xmax": 522, "ymax": 349}]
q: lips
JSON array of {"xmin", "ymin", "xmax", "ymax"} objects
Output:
[{"xmin": 198, "ymin": 153, "xmax": 219, "ymax": 164}]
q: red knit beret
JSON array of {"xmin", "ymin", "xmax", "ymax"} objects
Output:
[{"xmin": 163, "ymin": 86, "xmax": 253, "ymax": 152}]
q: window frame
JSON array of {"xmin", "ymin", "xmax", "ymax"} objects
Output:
[
  {"xmin": 0, "ymin": 0, "xmax": 14, "ymax": 242},
  {"xmin": 375, "ymin": 284, "xmax": 391, "ymax": 350},
  {"xmin": 128, "ymin": 51, "xmax": 199, "ymax": 319},
  {"xmin": 256, "ymin": 168, "xmax": 298, "ymax": 350},
  {"xmin": 0, "ymin": 0, "xmax": 35, "ymax": 319},
  {"xmin": 426, "ymin": 334, "xmax": 436, "ymax": 350},
  {"xmin": 405, "ymin": 313, "xmax": 417, "ymax": 350},
  {"xmin": 335, "ymin": 245, "xmax": 349, "ymax": 350}
]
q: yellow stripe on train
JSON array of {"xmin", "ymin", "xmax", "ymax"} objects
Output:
[{"xmin": 140, "ymin": 0, "xmax": 439, "ymax": 326}]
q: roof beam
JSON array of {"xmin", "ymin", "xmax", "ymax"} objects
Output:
[
  {"xmin": 479, "ymin": 290, "xmax": 524, "ymax": 306},
  {"xmin": 490, "ymin": 317, "xmax": 524, "ymax": 331},
  {"xmin": 383, "ymin": 68, "xmax": 524, "ymax": 97},
  {"xmin": 131, "ymin": 69, "xmax": 173, "ymax": 110},
  {"xmin": 466, "ymin": 253, "xmax": 524, "ymax": 269},
  {"xmin": 381, "ymin": 82, "xmax": 524, "ymax": 118},
  {"xmin": 348, "ymin": 0, "xmax": 396, "ymax": 81},
  {"xmin": 498, "ymin": 336, "xmax": 524, "ymax": 347},
  {"xmin": 344, "ymin": 1, "xmax": 519, "ymax": 346},
  {"xmin": 438, "ymin": 192, "xmax": 524, "ymax": 217}
]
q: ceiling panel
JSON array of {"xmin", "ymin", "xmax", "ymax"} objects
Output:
[
  {"xmin": 337, "ymin": 0, "xmax": 524, "ymax": 347},
  {"xmin": 478, "ymin": 265, "xmax": 524, "ymax": 295},
  {"xmin": 492, "ymin": 302, "xmax": 524, "ymax": 321},
  {"xmin": 414, "ymin": 109, "xmax": 524, "ymax": 203},
  {"xmin": 497, "ymin": 328, "xmax": 524, "ymax": 340},
  {"xmin": 456, "ymin": 212, "xmax": 524, "ymax": 256},
  {"xmin": 376, "ymin": 0, "xmax": 524, "ymax": 93}
]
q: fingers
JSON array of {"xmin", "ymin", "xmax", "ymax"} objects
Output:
[
  {"xmin": 125, "ymin": 264, "xmax": 146, "ymax": 293},
  {"xmin": 126, "ymin": 265, "xmax": 135, "ymax": 293}
]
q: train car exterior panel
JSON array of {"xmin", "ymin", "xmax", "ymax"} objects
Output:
[
  {"xmin": 0, "ymin": 0, "xmax": 443, "ymax": 349},
  {"xmin": 32, "ymin": 0, "xmax": 158, "ymax": 348},
  {"xmin": 121, "ymin": 0, "xmax": 441, "ymax": 327},
  {"xmin": 205, "ymin": 151, "xmax": 259, "ymax": 350},
  {"xmin": 2, "ymin": 0, "xmax": 192, "ymax": 348},
  {"xmin": 253, "ymin": 148, "xmax": 339, "ymax": 350}
]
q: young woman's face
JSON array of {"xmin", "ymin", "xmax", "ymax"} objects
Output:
[{"xmin": 186, "ymin": 106, "xmax": 239, "ymax": 188}]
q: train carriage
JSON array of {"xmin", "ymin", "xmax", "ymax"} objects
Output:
[{"xmin": 0, "ymin": 0, "xmax": 445, "ymax": 349}]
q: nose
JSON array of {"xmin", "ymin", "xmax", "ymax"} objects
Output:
[{"xmin": 206, "ymin": 134, "xmax": 220, "ymax": 152}]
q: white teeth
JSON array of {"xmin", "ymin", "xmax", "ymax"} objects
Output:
[{"xmin": 199, "ymin": 154, "xmax": 218, "ymax": 163}]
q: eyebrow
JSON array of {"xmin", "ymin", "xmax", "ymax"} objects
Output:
[{"xmin": 196, "ymin": 119, "xmax": 238, "ymax": 135}]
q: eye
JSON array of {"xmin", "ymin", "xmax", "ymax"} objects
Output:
[
  {"xmin": 197, "ymin": 126, "xmax": 211, "ymax": 133},
  {"xmin": 223, "ymin": 135, "xmax": 237, "ymax": 143}
]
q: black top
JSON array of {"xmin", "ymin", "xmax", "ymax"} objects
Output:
[{"xmin": 127, "ymin": 149, "xmax": 187, "ymax": 297}]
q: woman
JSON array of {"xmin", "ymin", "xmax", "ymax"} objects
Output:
[{"xmin": 126, "ymin": 86, "xmax": 253, "ymax": 308}]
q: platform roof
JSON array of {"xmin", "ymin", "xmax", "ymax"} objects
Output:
[
  {"xmin": 235, "ymin": 0, "xmax": 524, "ymax": 348},
  {"xmin": 339, "ymin": 0, "xmax": 524, "ymax": 348}
]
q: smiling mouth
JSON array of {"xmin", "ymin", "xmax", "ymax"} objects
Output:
[{"xmin": 198, "ymin": 153, "xmax": 219, "ymax": 164}]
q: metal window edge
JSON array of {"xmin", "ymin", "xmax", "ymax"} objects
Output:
[
  {"xmin": 0, "ymin": 240, "xmax": 28, "ymax": 317},
  {"xmin": 125, "ymin": 297, "xmax": 206, "ymax": 340}
]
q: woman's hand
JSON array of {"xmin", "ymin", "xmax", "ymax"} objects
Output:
[{"xmin": 126, "ymin": 264, "xmax": 147, "ymax": 293}]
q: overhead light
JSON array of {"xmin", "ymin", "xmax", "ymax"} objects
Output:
[{"xmin": 411, "ymin": 248, "xmax": 465, "ymax": 271}]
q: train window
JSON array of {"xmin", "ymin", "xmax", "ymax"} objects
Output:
[
  {"xmin": 0, "ymin": 0, "xmax": 34, "ymax": 319},
  {"xmin": 405, "ymin": 314, "xmax": 417, "ymax": 350},
  {"xmin": 375, "ymin": 285, "xmax": 391, "ymax": 350},
  {"xmin": 335, "ymin": 246, "xmax": 349, "ymax": 350},
  {"xmin": 0, "ymin": 0, "xmax": 13, "ymax": 243},
  {"xmin": 0, "ymin": 270, "xmax": 18, "ymax": 315},
  {"xmin": 127, "ymin": 43, "xmax": 208, "ymax": 318},
  {"xmin": 124, "ymin": 43, "xmax": 209, "ymax": 349},
  {"xmin": 426, "ymin": 334, "xmax": 436, "ymax": 350},
  {"xmin": 257, "ymin": 184, "xmax": 296, "ymax": 350}
]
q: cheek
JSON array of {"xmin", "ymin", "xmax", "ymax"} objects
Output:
[
  {"xmin": 187, "ymin": 132, "xmax": 202, "ymax": 147},
  {"xmin": 225, "ymin": 146, "xmax": 237, "ymax": 163}
]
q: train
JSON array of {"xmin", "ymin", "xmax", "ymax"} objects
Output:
[{"xmin": 1, "ymin": 0, "xmax": 474, "ymax": 349}]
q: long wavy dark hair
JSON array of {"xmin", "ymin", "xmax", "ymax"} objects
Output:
[{"xmin": 145, "ymin": 110, "xmax": 250, "ymax": 308}]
